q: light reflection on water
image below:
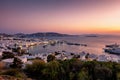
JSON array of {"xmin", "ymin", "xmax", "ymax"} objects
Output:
[{"xmin": 28, "ymin": 35, "xmax": 120, "ymax": 56}]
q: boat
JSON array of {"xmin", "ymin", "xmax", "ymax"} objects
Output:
[
  {"xmin": 104, "ymin": 43, "xmax": 120, "ymax": 55},
  {"xmin": 66, "ymin": 42, "xmax": 87, "ymax": 47},
  {"xmin": 104, "ymin": 48, "xmax": 120, "ymax": 54},
  {"xmin": 85, "ymin": 35, "xmax": 98, "ymax": 37},
  {"xmin": 105, "ymin": 43, "xmax": 119, "ymax": 48}
]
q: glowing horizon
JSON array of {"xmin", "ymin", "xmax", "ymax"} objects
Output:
[{"xmin": 0, "ymin": 0, "xmax": 120, "ymax": 35}]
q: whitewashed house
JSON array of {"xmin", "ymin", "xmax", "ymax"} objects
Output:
[{"xmin": 18, "ymin": 56, "xmax": 27, "ymax": 63}]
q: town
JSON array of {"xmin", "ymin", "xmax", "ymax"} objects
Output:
[{"xmin": 0, "ymin": 35, "xmax": 120, "ymax": 70}]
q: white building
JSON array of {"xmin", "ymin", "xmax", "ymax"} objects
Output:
[{"xmin": 18, "ymin": 56, "xmax": 27, "ymax": 63}]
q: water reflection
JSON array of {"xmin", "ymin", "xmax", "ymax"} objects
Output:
[{"xmin": 28, "ymin": 35, "xmax": 120, "ymax": 56}]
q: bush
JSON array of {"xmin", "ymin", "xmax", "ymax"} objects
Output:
[
  {"xmin": 2, "ymin": 69, "xmax": 27, "ymax": 79},
  {"xmin": 78, "ymin": 71, "xmax": 89, "ymax": 80},
  {"xmin": 10, "ymin": 57, "xmax": 23, "ymax": 68},
  {"xmin": 2, "ymin": 52, "xmax": 14, "ymax": 59},
  {"xmin": 24, "ymin": 59, "xmax": 120, "ymax": 80},
  {"xmin": 25, "ymin": 60, "xmax": 46, "ymax": 79},
  {"xmin": 47, "ymin": 54, "xmax": 56, "ymax": 62},
  {"xmin": 43, "ymin": 61, "xmax": 64, "ymax": 80},
  {"xmin": 94, "ymin": 67, "xmax": 112, "ymax": 80}
]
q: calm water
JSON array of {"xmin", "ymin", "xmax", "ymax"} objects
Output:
[{"xmin": 29, "ymin": 35, "xmax": 120, "ymax": 55}]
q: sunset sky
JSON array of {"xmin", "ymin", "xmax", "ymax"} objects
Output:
[{"xmin": 0, "ymin": 0, "xmax": 120, "ymax": 34}]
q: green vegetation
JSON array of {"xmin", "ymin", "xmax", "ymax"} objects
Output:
[
  {"xmin": 10, "ymin": 57, "xmax": 23, "ymax": 68},
  {"xmin": 25, "ymin": 60, "xmax": 46, "ymax": 79},
  {"xmin": 1, "ymin": 69, "xmax": 26, "ymax": 78},
  {"xmin": 12, "ymin": 47, "xmax": 28, "ymax": 56},
  {"xmin": 47, "ymin": 54, "xmax": 56, "ymax": 62},
  {"xmin": 1, "ymin": 58, "xmax": 120, "ymax": 80},
  {"xmin": 25, "ymin": 59, "xmax": 120, "ymax": 80},
  {"xmin": 2, "ymin": 51, "xmax": 14, "ymax": 59},
  {"xmin": 0, "ymin": 63, "xmax": 30, "ymax": 80}
]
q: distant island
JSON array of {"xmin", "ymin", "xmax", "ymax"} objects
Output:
[
  {"xmin": 0, "ymin": 32, "xmax": 78, "ymax": 38},
  {"xmin": 84, "ymin": 34, "xmax": 98, "ymax": 37}
]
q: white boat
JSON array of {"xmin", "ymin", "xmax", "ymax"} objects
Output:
[{"xmin": 104, "ymin": 44, "xmax": 120, "ymax": 55}]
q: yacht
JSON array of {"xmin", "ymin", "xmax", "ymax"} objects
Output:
[{"xmin": 104, "ymin": 43, "xmax": 120, "ymax": 55}]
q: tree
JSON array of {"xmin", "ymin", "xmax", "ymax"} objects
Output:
[
  {"xmin": 12, "ymin": 47, "xmax": 22, "ymax": 54},
  {"xmin": 10, "ymin": 57, "xmax": 23, "ymax": 68},
  {"xmin": 83, "ymin": 61, "xmax": 98, "ymax": 80},
  {"xmin": 85, "ymin": 53, "xmax": 89, "ymax": 60},
  {"xmin": 112, "ymin": 63, "xmax": 117, "ymax": 80},
  {"xmin": 2, "ymin": 51, "xmax": 14, "ymax": 59},
  {"xmin": 94, "ymin": 67, "xmax": 112, "ymax": 80},
  {"xmin": 78, "ymin": 71, "xmax": 89, "ymax": 80},
  {"xmin": 25, "ymin": 60, "xmax": 46, "ymax": 79},
  {"xmin": 43, "ymin": 61, "xmax": 64, "ymax": 80},
  {"xmin": 23, "ymin": 58, "xmax": 120, "ymax": 80},
  {"xmin": 47, "ymin": 54, "xmax": 56, "ymax": 62}
]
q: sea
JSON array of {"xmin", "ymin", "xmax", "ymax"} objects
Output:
[{"xmin": 28, "ymin": 35, "xmax": 120, "ymax": 56}]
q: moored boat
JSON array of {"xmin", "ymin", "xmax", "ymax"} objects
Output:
[
  {"xmin": 104, "ymin": 43, "xmax": 120, "ymax": 55},
  {"xmin": 105, "ymin": 43, "xmax": 119, "ymax": 48}
]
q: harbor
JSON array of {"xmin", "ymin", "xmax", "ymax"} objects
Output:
[{"xmin": 1, "ymin": 35, "xmax": 120, "ymax": 66}]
